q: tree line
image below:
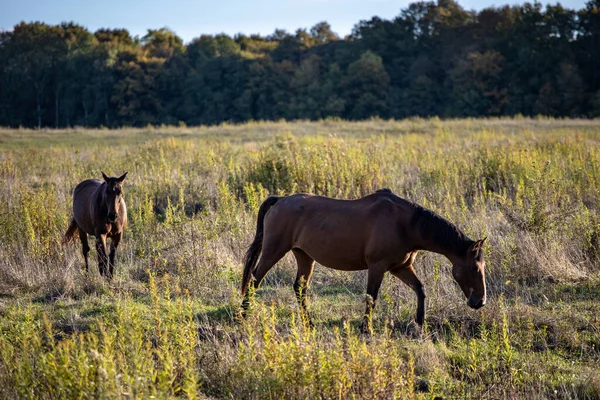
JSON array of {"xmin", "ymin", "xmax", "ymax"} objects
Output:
[{"xmin": 1, "ymin": 0, "xmax": 599, "ymax": 128}]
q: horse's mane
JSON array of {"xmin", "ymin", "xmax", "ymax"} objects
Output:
[
  {"xmin": 410, "ymin": 206, "xmax": 474, "ymax": 256},
  {"xmin": 375, "ymin": 189, "xmax": 475, "ymax": 257}
]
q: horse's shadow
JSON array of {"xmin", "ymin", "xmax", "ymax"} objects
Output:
[{"xmin": 199, "ymin": 305, "xmax": 237, "ymax": 324}]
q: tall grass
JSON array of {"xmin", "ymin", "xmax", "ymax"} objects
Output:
[{"xmin": 0, "ymin": 118, "xmax": 599, "ymax": 398}]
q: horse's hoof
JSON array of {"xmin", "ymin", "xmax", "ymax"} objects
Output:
[
  {"xmin": 237, "ymin": 303, "xmax": 250, "ymax": 321},
  {"xmin": 235, "ymin": 311, "xmax": 245, "ymax": 323},
  {"xmin": 361, "ymin": 321, "xmax": 373, "ymax": 335},
  {"xmin": 303, "ymin": 319, "xmax": 315, "ymax": 330},
  {"xmin": 405, "ymin": 320, "xmax": 425, "ymax": 338}
]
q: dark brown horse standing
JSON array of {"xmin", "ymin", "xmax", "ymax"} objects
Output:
[
  {"xmin": 64, "ymin": 172, "xmax": 128, "ymax": 279},
  {"xmin": 241, "ymin": 189, "xmax": 487, "ymax": 329}
]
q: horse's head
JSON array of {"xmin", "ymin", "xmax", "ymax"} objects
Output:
[
  {"xmin": 101, "ymin": 171, "xmax": 127, "ymax": 223},
  {"xmin": 452, "ymin": 237, "xmax": 487, "ymax": 310}
]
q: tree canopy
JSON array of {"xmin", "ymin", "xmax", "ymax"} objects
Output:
[{"xmin": 1, "ymin": 0, "xmax": 599, "ymax": 128}]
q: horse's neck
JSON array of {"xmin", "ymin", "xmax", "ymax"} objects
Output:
[
  {"xmin": 94, "ymin": 187, "xmax": 107, "ymax": 213},
  {"xmin": 417, "ymin": 235, "xmax": 467, "ymax": 265}
]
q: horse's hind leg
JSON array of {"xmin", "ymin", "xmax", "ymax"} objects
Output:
[
  {"xmin": 292, "ymin": 248, "xmax": 315, "ymax": 327},
  {"xmin": 241, "ymin": 242, "xmax": 289, "ymax": 315},
  {"xmin": 78, "ymin": 229, "xmax": 90, "ymax": 272}
]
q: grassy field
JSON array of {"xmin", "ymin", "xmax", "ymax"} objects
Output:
[{"xmin": 0, "ymin": 118, "xmax": 599, "ymax": 399}]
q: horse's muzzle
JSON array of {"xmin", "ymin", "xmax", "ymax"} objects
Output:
[
  {"xmin": 108, "ymin": 212, "xmax": 118, "ymax": 222},
  {"xmin": 467, "ymin": 294, "xmax": 486, "ymax": 309}
]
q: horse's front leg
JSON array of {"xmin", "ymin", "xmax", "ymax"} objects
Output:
[
  {"xmin": 108, "ymin": 233, "xmax": 122, "ymax": 280},
  {"xmin": 391, "ymin": 266, "xmax": 426, "ymax": 325},
  {"xmin": 95, "ymin": 234, "xmax": 109, "ymax": 278}
]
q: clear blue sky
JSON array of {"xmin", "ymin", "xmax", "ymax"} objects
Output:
[{"xmin": 0, "ymin": 0, "xmax": 589, "ymax": 43}]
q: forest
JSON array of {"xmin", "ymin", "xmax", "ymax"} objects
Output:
[{"xmin": 1, "ymin": 0, "xmax": 599, "ymax": 128}]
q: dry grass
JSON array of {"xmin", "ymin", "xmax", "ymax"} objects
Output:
[{"xmin": 0, "ymin": 117, "xmax": 599, "ymax": 399}]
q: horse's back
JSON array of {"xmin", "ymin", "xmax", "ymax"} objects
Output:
[
  {"xmin": 74, "ymin": 179, "xmax": 102, "ymax": 198},
  {"xmin": 262, "ymin": 191, "xmax": 415, "ymax": 270},
  {"xmin": 270, "ymin": 191, "xmax": 411, "ymax": 221}
]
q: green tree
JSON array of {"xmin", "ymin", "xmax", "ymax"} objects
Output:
[
  {"xmin": 111, "ymin": 51, "xmax": 164, "ymax": 126},
  {"xmin": 291, "ymin": 54, "xmax": 324, "ymax": 119},
  {"xmin": 2, "ymin": 23, "xmax": 57, "ymax": 127},
  {"xmin": 449, "ymin": 51, "xmax": 507, "ymax": 116},
  {"xmin": 578, "ymin": 0, "xmax": 600, "ymax": 105},
  {"xmin": 342, "ymin": 51, "xmax": 390, "ymax": 119},
  {"xmin": 310, "ymin": 22, "xmax": 339, "ymax": 44},
  {"xmin": 557, "ymin": 63, "xmax": 586, "ymax": 117},
  {"xmin": 142, "ymin": 28, "xmax": 184, "ymax": 59}
]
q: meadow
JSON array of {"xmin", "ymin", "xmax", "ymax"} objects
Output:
[{"xmin": 0, "ymin": 118, "xmax": 599, "ymax": 399}]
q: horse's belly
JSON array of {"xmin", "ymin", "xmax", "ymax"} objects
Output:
[
  {"xmin": 73, "ymin": 207, "xmax": 95, "ymax": 235},
  {"xmin": 314, "ymin": 256, "xmax": 367, "ymax": 271},
  {"xmin": 294, "ymin": 228, "xmax": 368, "ymax": 271}
]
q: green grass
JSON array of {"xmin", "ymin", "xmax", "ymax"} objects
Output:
[{"xmin": 0, "ymin": 118, "xmax": 599, "ymax": 399}]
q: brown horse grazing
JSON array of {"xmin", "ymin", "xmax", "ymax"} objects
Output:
[
  {"xmin": 64, "ymin": 172, "xmax": 128, "ymax": 279},
  {"xmin": 241, "ymin": 189, "xmax": 487, "ymax": 329}
]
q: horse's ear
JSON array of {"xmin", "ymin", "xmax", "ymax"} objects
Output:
[
  {"xmin": 101, "ymin": 171, "xmax": 110, "ymax": 182},
  {"xmin": 117, "ymin": 172, "xmax": 128, "ymax": 183},
  {"xmin": 470, "ymin": 237, "xmax": 487, "ymax": 255},
  {"xmin": 470, "ymin": 236, "xmax": 487, "ymax": 258}
]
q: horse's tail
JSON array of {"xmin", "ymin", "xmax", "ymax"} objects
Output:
[
  {"xmin": 63, "ymin": 218, "xmax": 78, "ymax": 244},
  {"xmin": 241, "ymin": 196, "xmax": 279, "ymax": 296}
]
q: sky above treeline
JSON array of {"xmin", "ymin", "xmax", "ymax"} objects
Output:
[{"xmin": 0, "ymin": 0, "xmax": 590, "ymax": 42}]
